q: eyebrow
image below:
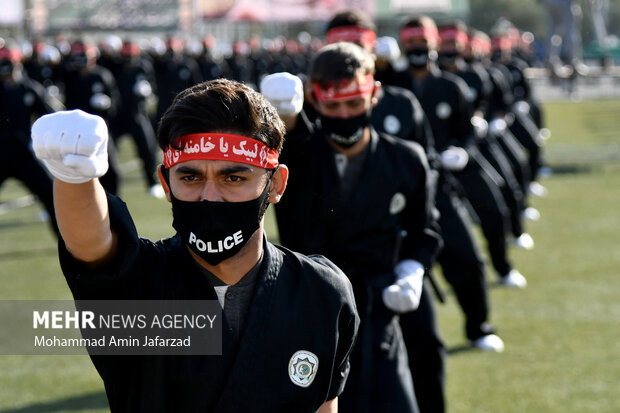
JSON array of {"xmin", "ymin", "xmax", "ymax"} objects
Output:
[{"xmin": 174, "ymin": 164, "xmax": 256, "ymax": 176}]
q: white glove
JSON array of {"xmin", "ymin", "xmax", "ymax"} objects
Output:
[
  {"xmin": 31, "ymin": 110, "xmax": 109, "ymax": 184},
  {"xmin": 440, "ymin": 146, "xmax": 469, "ymax": 171},
  {"xmin": 375, "ymin": 36, "xmax": 401, "ymax": 63},
  {"xmin": 382, "ymin": 260, "xmax": 425, "ymax": 313},
  {"xmin": 471, "ymin": 115, "xmax": 488, "ymax": 139},
  {"xmin": 89, "ymin": 93, "xmax": 111, "ymax": 111},
  {"xmin": 259, "ymin": 72, "xmax": 304, "ymax": 117},
  {"xmin": 133, "ymin": 79, "xmax": 153, "ymax": 97},
  {"xmin": 488, "ymin": 118, "xmax": 507, "ymax": 135}
]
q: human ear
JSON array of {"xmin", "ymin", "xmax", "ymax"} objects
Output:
[{"xmin": 269, "ymin": 165, "xmax": 289, "ymax": 203}]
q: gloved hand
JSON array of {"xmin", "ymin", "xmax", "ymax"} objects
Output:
[
  {"xmin": 439, "ymin": 146, "xmax": 469, "ymax": 171},
  {"xmin": 31, "ymin": 110, "xmax": 109, "ymax": 184},
  {"xmin": 471, "ymin": 115, "xmax": 488, "ymax": 139},
  {"xmin": 382, "ymin": 260, "xmax": 425, "ymax": 313},
  {"xmin": 375, "ymin": 36, "xmax": 401, "ymax": 63},
  {"xmin": 259, "ymin": 72, "xmax": 304, "ymax": 117},
  {"xmin": 488, "ymin": 118, "xmax": 507, "ymax": 135},
  {"xmin": 133, "ymin": 79, "xmax": 153, "ymax": 97}
]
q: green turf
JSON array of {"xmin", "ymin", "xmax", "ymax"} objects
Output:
[{"xmin": 0, "ymin": 100, "xmax": 619, "ymax": 412}]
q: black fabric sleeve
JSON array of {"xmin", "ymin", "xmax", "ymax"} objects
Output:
[
  {"xmin": 327, "ymin": 306, "xmax": 358, "ymax": 400},
  {"xmin": 59, "ymin": 193, "xmax": 145, "ymax": 300},
  {"xmin": 314, "ymin": 257, "xmax": 359, "ymax": 401}
]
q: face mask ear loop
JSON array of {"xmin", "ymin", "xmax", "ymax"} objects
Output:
[
  {"xmin": 159, "ymin": 165, "xmax": 171, "ymax": 193},
  {"xmin": 259, "ymin": 166, "xmax": 280, "ymax": 220}
]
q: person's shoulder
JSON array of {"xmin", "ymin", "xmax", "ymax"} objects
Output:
[
  {"xmin": 270, "ymin": 243, "xmax": 354, "ymax": 298},
  {"xmin": 441, "ymin": 70, "xmax": 470, "ymax": 91},
  {"xmin": 382, "ymin": 84, "xmax": 417, "ymax": 102},
  {"xmin": 377, "ymin": 130, "xmax": 427, "ymax": 163}
]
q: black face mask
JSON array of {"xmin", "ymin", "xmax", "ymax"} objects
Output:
[
  {"xmin": 0, "ymin": 61, "xmax": 14, "ymax": 76},
  {"xmin": 437, "ymin": 52, "xmax": 458, "ymax": 68},
  {"xmin": 165, "ymin": 168, "xmax": 275, "ymax": 266},
  {"xmin": 67, "ymin": 54, "xmax": 88, "ymax": 71},
  {"xmin": 406, "ymin": 48, "xmax": 431, "ymax": 68},
  {"xmin": 319, "ymin": 110, "xmax": 371, "ymax": 148}
]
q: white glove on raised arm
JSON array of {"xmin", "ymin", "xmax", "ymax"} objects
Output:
[
  {"xmin": 375, "ymin": 36, "xmax": 401, "ymax": 63},
  {"xmin": 439, "ymin": 146, "xmax": 469, "ymax": 171},
  {"xmin": 259, "ymin": 72, "xmax": 304, "ymax": 117},
  {"xmin": 31, "ymin": 110, "xmax": 109, "ymax": 184},
  {"xmin": 382, "ymin": 259, "xmax": 425, "ymax": 313}
]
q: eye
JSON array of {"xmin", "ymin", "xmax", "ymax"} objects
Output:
[
  {"xmin": 226, "ymin": 175, "xmax": 246, "ymax": 183},
  {"xmin": 347, "ymin": 99, "xmax": 365, "ymax": 109},
  {"xmin": 323, "ymin": 102, "xmax": 339, "ymax": 111},
  {"xmin": 180, "ymin": 175, "xmax": 199, "ymax": 182}
]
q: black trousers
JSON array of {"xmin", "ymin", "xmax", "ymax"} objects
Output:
[
  {"xmin": 340, "ymin": 275, "xmax": 419, "ymax": 413},
  {"xmin": 113, "ymin": 112, "xmax": 158, "ymax": 188},
  {"xmin": 479, "ymin": 137, "xmax": 526, "ymax": 238},
  {"xmin": 400, "ymin": 279, "xmax": 446, "ymax": 413},
  {"xmin": 0, "ymin": 139, "xmax": 58, "ymax": 235},
  {"xmin": 494, "ymin": 127, "xmax": 531, "ymax": 196},
  {"xmin": 454, "ymin": 156, "xmax": 513, "ymax": 276},
  {"xmin": 508, "ymin": 112, "xmax": 544, "ymax": 183},
  {"xmin": 434, "ymin": 183, "xmax": 493, "ymax": 340}
]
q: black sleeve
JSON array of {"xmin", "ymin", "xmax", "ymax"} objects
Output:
[
  {"xmin": 26, "ymin": 78, "xmax": 64, "ymax": 115},
  {"xmin": 310, "ymin": 256, "xmax": 359, "ymax": 401},
  {"xmin": 398, "ymin": 143, "xmax": 443, "ymax": 270},
  {"xmin": 449, "ymin": 74, "xmax": 477, "ymax": 152},
  {"xmin": 327, "ymin": 305, "xmax": 358, "ymax": 400},
  {"xmin": 59, "ymin": 193, "xmax": 147, "ymax": 300}
]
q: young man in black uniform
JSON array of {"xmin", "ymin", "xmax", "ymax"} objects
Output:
[
  {"xmin": 396, "ymin": 16, "xmax": 528, "ymax": 289},
  {"xmin": 267, "ymin": 42, "xmax": 442, "ymax": 413},
  {"xmin": 0, "ymin": 45, "xmax": 63, "ymax": 235},
  {"xmin": 62, "ymin": 40, "xmax": 121, "ymax": 195},
  {"xmin": 31, "ymin": 79, "xmax": 358, "ymax": 413},
  {"xmin": 112, "ymin": 41, "xmax": 162, "ymax": 198},
  {"xmin": 437, "ymin": 23, "xmax": 532, "ymax": 249},
  {"xmin": 323, "ymin": 10, "xmax": 434, "ymax": 167},
  {"xmin": 151, "ymin": 37, "xmax": 203, "ymax": 130}
]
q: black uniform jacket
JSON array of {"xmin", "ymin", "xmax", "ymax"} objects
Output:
[
  {"xmin": 58, "ymin": 194, "xmax": 359, "ymax": 413},
  {"xmin": 0, "ymin": 76, "xmax": 61, "ymax": 145},
  {"xmin": 276, "ymin": 126, "xmax": 441, "ymax": 280},
  {"xmin": 394, "ymin": 66, "xmax": 475, "ymax": 153},
  {"xmin": 371, "ymin": 84, "xmax": 435, "ymax": 155}
]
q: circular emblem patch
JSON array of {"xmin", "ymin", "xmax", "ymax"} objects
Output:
[
  {"xmin": 389, "ymin": 192, "xmax": 407, "ymax": 215},
  {"xmin": 289, "ymin": 350, "xmax": 319, "ymax": 388},
  {"xmin": 436, "ymin": 102, "xmax": 452, "ymax": 119},
  {"xmin": 383, "ymin": 115, "xmax": 401, "ymax": 135}
]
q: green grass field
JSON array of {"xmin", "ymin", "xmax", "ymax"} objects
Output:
[{"xmin": 1, "ymin": 99, "xmax": 619, "ymax": 412}]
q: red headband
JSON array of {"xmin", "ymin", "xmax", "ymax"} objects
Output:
[
  {"xmin": 492, "ymin": 37, "xmax": 512, "ymax": 51},
  {"xmin": 0, "ymin": 48, "xmax": 22, "ymax": 63},
  {"xmin": 439, "ymin": 28, "xmax": 469, "ymax": 46},
  {"xmin": 469, "ymin": 36, "xmax": 491, "ymax": 54},
  {"xmin": 325, "ymin": 26, "xmax": 377, "ymax": 48},
  {"xmin": 313, "ymin": 74, "xmax": 375, "ymax": 102},
  {"xmin": 163, "ymin": 133, "xmax": 279, "ymax": 169},
  {"xmin": 400, "ymin": 26, "xmax": 439, "ymax": 43}
]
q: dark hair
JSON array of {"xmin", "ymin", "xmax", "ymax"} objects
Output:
[
  {"xmin": 309, "ymin": 42, "xmax": 375, "ymax": 87},
  {"xmin": 156, "ymin": 78, "xmax": 285, "ymax": 153},
  {"xmin": 326, "ymin": 9, "xmax": 376, "ymax": 33},
  {"xmin": 400, "ymin": 15, "xmax": 436, "ymax": 31},
  {"xmin": 438, "ymin": 20, "xmax": 468, "ymax": 33}
]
